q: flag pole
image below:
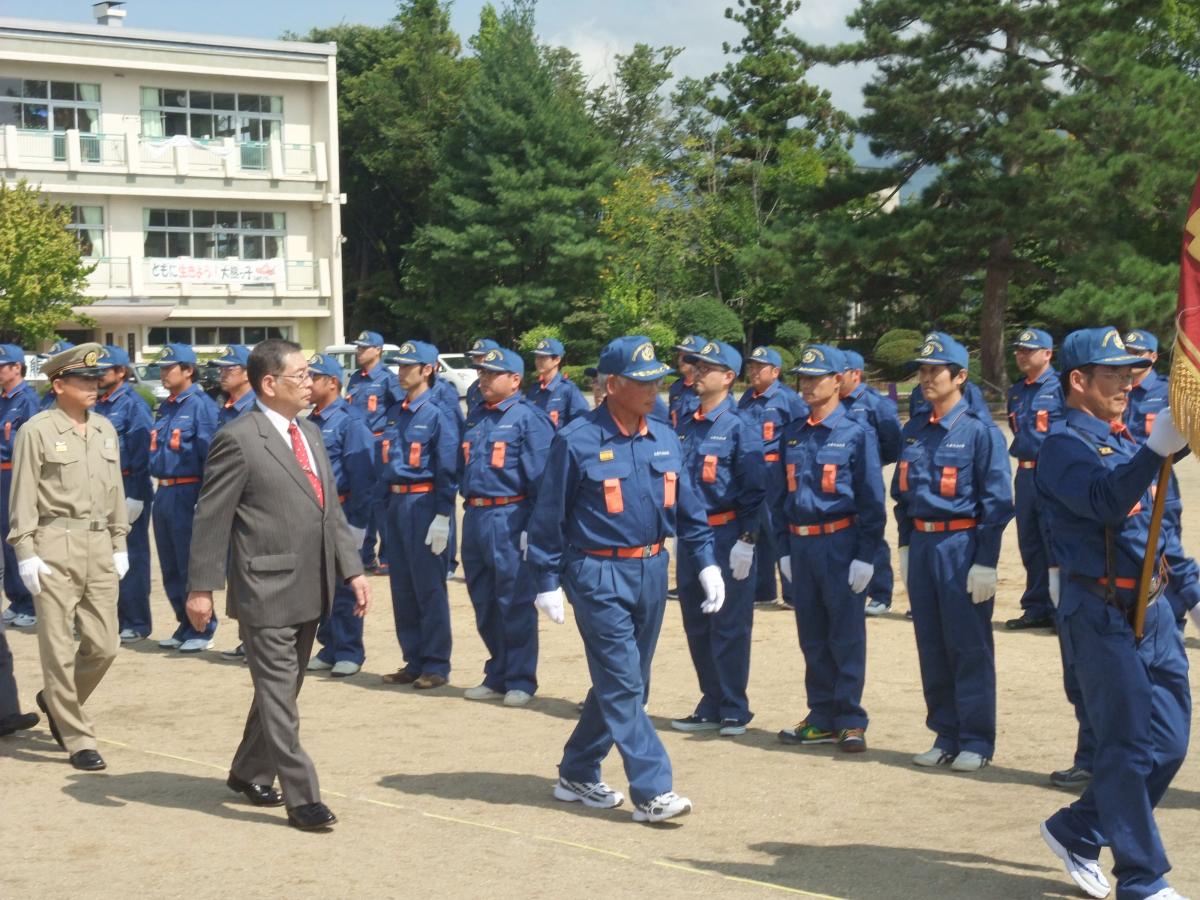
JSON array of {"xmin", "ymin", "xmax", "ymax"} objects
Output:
[{"xmin": 1133, "ymin": 455, "xmax": 1171, "ymax": 640}]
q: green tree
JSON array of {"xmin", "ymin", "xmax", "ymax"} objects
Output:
[
  {"xmin": 590, "ymin": 43, "xmax": 683, "ymax": 170},
  {"xmin": 0, "ymin": 180, "xmax": 94, "ymax": 343}
]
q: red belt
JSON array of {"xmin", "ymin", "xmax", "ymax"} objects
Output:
[
  {"xmin": 159, "ymin": 477, "xmax": 200, "ymax": 487},
  {"xmin": 390, "ymin": 482, "xmax": 433, "ymax": 494},
  {"xmin": 1018, "ymin": 460, "xmax": 1037, "ymax": 470},
  {"xmin": 0, "ymin": 462, "xmax": 11, "ymax": 471},
  {"xmin": 913, "ymin": 517, "xmax": 977, "ymax": 533},
  {"xmin": 467, "ymin": 495, "xmax": 526, "ymax": 507},
  {"xmin": 763, "ymin": 453, "xmax": 780, "ymax": 462},
  {"xmin": 707, "ymin": 510, "xmax": 737, "ymax": 527},
  {"xmin": 1097, "ymin": 576, "xmax": 1137, "ymax": 590},
  {"xmin": 789, "ymin": 516, "xmax": 854, "ymax": 537},
  {"xmin": 584, "ymin": 542, "xmax": 662, "ymax": 559},
  {"xmin": 373, "ymin": 431, "xmax": 385, "ymax": 437},
  {"xmin": 338, "ymin": 493, "xmax": 348, "ymax": 503}
]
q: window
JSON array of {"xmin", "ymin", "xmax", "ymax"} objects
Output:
[
  {"xmin": 0, "ymin": 79, "xmax": 100, "ymax": 160},
  {"xmin": 146, "ymin": 324, "xmax": 291, "ymax": 346},
  {"xmin": 68, "ymin": 206, "xmax": 104, "ymax": 257},
  {"xmin": 143, "ymin": 209, "xmax": 285, "ymax": 260},
  {"xmin": 139, "ymin": 87, "xmax": 281, "ymax": 143}
]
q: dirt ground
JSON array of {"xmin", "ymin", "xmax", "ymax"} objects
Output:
[{"xmin": 3, "ymin": 429, "xmax": 1200, "ymax": 900}]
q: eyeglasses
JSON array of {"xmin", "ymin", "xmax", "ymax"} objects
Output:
[{"xmin": 276, "ymin": 371, "xmax": 313, "ymax": 384}]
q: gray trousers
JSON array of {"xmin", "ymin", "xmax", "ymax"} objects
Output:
[
  {"xmin": 0, "ymin": 618, "xmax": 19, "ymax": 720},
  {"xmin": 231, "ymin": 619, "xmax": 321, "ymax": 807}
]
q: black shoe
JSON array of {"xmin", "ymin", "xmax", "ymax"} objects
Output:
[
  {"xmin": 227, "ymin": 774, "xmax": 284, "ymax": 807},
  {"xmin": 35, "ymin": 691, "xmax": 64, "ymax": 749},
  {"xmin": 70, "ymin": 749, "xmax": 106, "ymax": 771},
  {"xmin": 1049, "ymin": 765, "xmax": 1092, "ymax": 789},
  {"xmin": 287, "ymin": 801, "xmax": 337, "ymax": 830},
  {"xmin": 0, "ymin": 711, "xmax": 39, "ymax": 736},
  {"xmin": 1005, "ymin": 614, "xmax": 1055, "ymax": 630}
]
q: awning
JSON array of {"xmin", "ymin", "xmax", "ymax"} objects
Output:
[{"xmin": 72, "ymin": 299, "xmax": 176, "ymax": 325}]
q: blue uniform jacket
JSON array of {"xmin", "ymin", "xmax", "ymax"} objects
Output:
[
  {"xmin": 668, "ymin": 377, "xmax": 700, "ymax": 430},
  {"xmin": 38, "ymin": 390, "xmax": 56, "ymax": 412},
  {"xmin": 347, "ymin": 362, "xmax": 402, "ymax": 435},
  {"xmin": 1036, "ymin": 408, "xmax": 1175, "ymax": 616},
  {"xmin": 378, "ymin": 389, "xmax": 458, "ymax": 517},
  {"xmin": 95, "ymin": 382, "xmax": 153, "ymax": 503},
  {"xmin": 737, "ymin": 380, "xmax": 809, "ymax": 460},
  {"xmin": 891, "ymin": 398, "xmax": 1014, "ymax": 566},
  {"xmin": 842, "ymin": 383, "xmax": 901, "ymax": 465},
  {"xmin": 527, "ymin": 403, "xmax": 717, "ymax": 592},
  {"xmin": 1006, "ymin": 367, "xmax": 1063, "ymax": 461},
  {"xmin": 0, "ymin": 382, "xmax": 40, "ymax": 464},
  {"xmin": 150, "ymin": 383, "xmax": 219, "ymax": 480},
  {"xmin": 651, "ymin": 394, "xmax": 669, "ymax": 424},
  {"xmin": 460, "ymin": 394, "xmax": 554, "ymax": 500},
  {"xmin": 309, "ymin": 396, "xmax": 376, "ymax": 530},
  {"xmin": 466, "ymin": 378, "xmax": 483, "ymax": 411},
  {"xmin": 218, "ymin": 389, "xmax": 257, "ymax": 428},
  {"xmin": 431, "ymin": 377, "xmax": 465, "ymax": 437},
  {"xmin": 909, "ymin": 380, "xmax": 989, "ymax": 420},
  {"xmin": 676, "ymin": 395, "xmax": 766, "ymax": 530},
  {"xmin": 527, "ymin": 371, "xmax": 589, "ymax": 430},
  {"xmin": 1125, "ymin": 368, "xmax": 1168, "ymax": 442}
]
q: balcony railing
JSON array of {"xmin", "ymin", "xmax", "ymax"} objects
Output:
[{"xmin": 84, "ymin": 257, "xmax": 133, "ymax": 290}]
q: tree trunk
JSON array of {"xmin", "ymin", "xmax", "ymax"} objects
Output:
[{"xmin": 980, "ymin": 235, "xmax": 1012, "ymax": 399}]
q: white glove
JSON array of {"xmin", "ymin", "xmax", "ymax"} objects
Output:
[
  {"xmin": 520, "ymin": 531, "xmax": 528, "ymax": 560},
  {"xmin": 899, "ymin": 546, "xmax": 909, "ymax": 587},
  {"xmin": 698, "ymin": 564, "xmax": 726, "ymax": 614},
  {"xmin": 1147, "ymin": 406, "xmax": 1188, "ymax": 457},
  {"xmin": 125, "ymin": 498, "xmax": 144, "ymax": 523},
  {"xmin": 779, "ymin": 555, "xmax": 792, "ymax": 583},
  {"xmin": 965, "ymin": 564, "xmax": 998, "ymax": 605},
  {"xmin": 424, "ymin": 513, "xmax": 451, "ymax": 556},
  {"xmin": 848, "ymin": 559, "xmax": 874, "ymax": 594},
  {"xmin": 535, "ymin": 588, "xmax": 565, "ymax": 624},
  {"xmin": 1048, "ymin": 567, "xmax": 1060, "ymax": 608},
  {"xmin": 1188, "ymin": 604, "xmax": 1200, "ymax": 631},
  {"xmin": 18, "ymin": 557, "xmax": 51, "ymax": 596},
  {"xmin": 114, "ymin": 551, "xmax": 130, "ymax": 580},
  {"xmin": 729, "ymin": 539, "xmax": 755, "ymax": 581},
  {"xmin": 347, "ymin": 525, "xmax": 367, "ymax": 548}
]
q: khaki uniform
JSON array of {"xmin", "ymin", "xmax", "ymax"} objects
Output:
[{"xmin": 8, "ymin": 408, "xmax": 128, "ymax": 752}]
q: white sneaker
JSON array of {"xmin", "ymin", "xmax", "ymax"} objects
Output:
[
  {"xmin": 503, "ymin": 689, "xmax": 532, "ymax": 707},
  {"xmin": 632, "ymin": 791, "xmax": 692, "ymax": 823},
  {"xmin": 158, "ymin": 637, "xmax": 183, "ymax": 649},
  {"xmin": 553, "ymin": 777, "xmax": 624, "ymax": 809},
  {"xmin": 330, "ymin": 661, "xmax": 361, "ymax": 677},
  {"xmin": 178, "ymin": 638, "xmax": 214, "ymax": 653},
  {"xmin": 1040, "ymin": 821, "xmax": 1111, "ymax": 898},
  {"xmin": 464, "ymin": 684, "xmax": 503, "ymax": 701},
  {"xmin": 950, "ymin": 750, "xmax": 989, "ymax": 772},
  {"xmin": 865, "ymin": 600, "xmax": 889, "ymax": 617},
  {"xmin": 119, "ymin": 629, "xmax": 145, "ymax": 644},
  {"xmin": 11, "ymin": 613, "xmax": 36, "ymax": 628},
  {"xmin": 1, "ymin": 607, "xmax": 15, "ymax": 623},
  {"xmin": 1146, "ymin": 889, "xmax": 1189, "ymax": 900},
  {"xmin": 912, "ymin": 746, "xmax": 955, "ymax": 767},
  {"xmin": 306, "ymin": 656, "xmax": 333, "ymax": 671}
]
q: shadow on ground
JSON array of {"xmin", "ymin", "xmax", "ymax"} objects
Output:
[{"xmin": 59, "ymin": 770, "xmax": 284, "ymax": 826}]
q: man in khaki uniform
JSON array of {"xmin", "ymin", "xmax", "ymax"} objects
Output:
[{"xmin": 8, "ymin": 343, "xmax": 129, "ymax": 771}]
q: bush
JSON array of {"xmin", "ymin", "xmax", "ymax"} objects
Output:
[
  {"xmin": 671, "ymin": 297, "xmax": 744, "ymax": 344},
  {"xmin": 873, "ymin": 328, "xmax": 925, "ymax": 380},
  {"xmin": 771, "ymin": 345, "xmax": 796, "ymax": 372},
  {"xmin": 517, "ymin": 324, "xmax": 563, "ymax": 355},
  {"xmin": 774, "ymin": 320, "xmax": 811, "ymax": 353}
]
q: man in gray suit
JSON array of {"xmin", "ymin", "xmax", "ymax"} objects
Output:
[{"xmin": 185, "ymin": 339, "xmax": 370, "ymax": 831}]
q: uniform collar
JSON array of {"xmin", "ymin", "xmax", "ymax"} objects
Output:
[
  {"xmin": 225, "ymin": 388, "xmax": 256, "ymax": 412},
  {"xmin": 100, "ymin": 381, "xmax": 130, "ymax": 403},
  {"xmin": 1024, "ymin": 365, "xmax": 1057, "ymax": 386},
  {"xmin": 48, "ymin": 407, "xmax": 100, "ymax": 435},
  {"xmin": 1, "ymin": 379, "xmax": 29, "ymax": 400},
  {"xmin": 359, "ymin": 362, "xmax": 386, "ymax": 382},
  {"xmin": 1065, "ymin": 406, "xmax": 1123, "ymax": 441},
  {"xmin": 806, "ymin": 401, "xmax": 847, "ymax": 430},
  {"xmin": 693, "ymin": 394, "xmax": 734, "ymax": 422},
  {"xmin": 752, "ymin": 380, "xmax": 781, "ymax": 400},
  {"xmin": 168, "ymin": 383, "xmax": 202, "ymax": 404},
  {"xmin": 402, "ymin": 389, "xmax": 431, "ymax": 413},
  {"xmin": 928, "ymin": 396, "xmax": 970, "ymax": 430},
  {"xmin": 312, "ymin": 395, "xmax": 347, "ymax": 419},
  {"xmin": 537, "ymin": 371, "xmax": 562, "ymax": 391},
  {"xmin": 597, "ymin": 402, "xmax": 650, "ymax": 440},
  {"xmin": 1134, "ymin": 368, "xmax": 1161, "ymax": 392},
  {"xmin": 846, "ymin": 384, "xmax": 867, "ymax": 403},
  {"xmin": 485, "ymin": 392, "xmax": 521, "ymax": 413}
]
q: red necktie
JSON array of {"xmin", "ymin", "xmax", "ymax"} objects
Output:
[{"xmin": 288, "ymin": 422, "xmax": 324, "ymax": 508}]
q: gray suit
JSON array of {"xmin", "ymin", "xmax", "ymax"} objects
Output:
[{"xmin": 189, "ymin": 409, "xmax": 362, "ymax": 806}]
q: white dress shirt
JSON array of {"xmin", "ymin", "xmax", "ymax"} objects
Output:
[{"xmin": 256, "ymin": 400, "xmax": 316, "ymax": 467}]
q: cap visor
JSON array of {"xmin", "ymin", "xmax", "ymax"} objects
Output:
[
  {"xmin": 1096, "ymin": 355, "xmax": 1153, "ymax": 368},
  {"xmin": 790, "ymin": 365, "xmax": 836, "ymax": 376},
  {"xmin": 475, "ymin": 363, "xmax": 519, "ymax": 373},
  {"xmin": 622, "ymin": 364, "xmax": 674, "ymax": 381}
]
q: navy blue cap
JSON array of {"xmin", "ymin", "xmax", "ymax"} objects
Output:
[
  {"xmin": 96, "ymin": 345, "xmax": 131, "ymax": 368},
  {"xmin": 474, "ymin": 347, "xmax": 524, "ymax": 376},
  {"xmin": 674, "ymin": 334, "xmax": 707, "ymax": 354},
  {"xmin": 352, "ymin": 330, "xmax": 385, "ymax": 348},
  {"xmin": 389, "ymin": 340, "xmax": 438, "ymax": 367},
  {"xmin": 684, "ymin": 340, "xmax": 742, "ymax": 373},
  {"xmin": 842, "ymin": 350, "xmax": 866, "ymax": 371},
  {"xmin": 909, "ymin": 332, "xmax": 969, "ymax": 370},
  {"xmin": 1012, "ymin": 328, "xmax": 1053, "ymax": 350},
  {"xmin": 0, "ymin": 344, "xmax": 24, "ymax": 365},
  {"xmin": 307, "ymin": 353, "xmax": 345, "ymax": 383},
  {"xmin": 210, "ymin": 344, "xmax": 251, "ymax": 368},
  {"xmin": 532, "ymin": 337, "xmax": 564, "ymax": 357},
  {"xmin": 38, "ymin": 339, "xmax": 75, "ymax": 360},
  {"xmin": 1060, "ymin": 327, "xmax": 1153, "ymax": 372},
  {"xmin": 157, "ymin": 343, "xmax": 197, "ymax": 367},
  {"xmin": 1122, "ymin": 329, "xmax": 1158, "ymax": 353},
  {"xmin": 598, "ymin": 336, "xmax": 674, "ymax": 382},
  {"xmin": 467, "ymin": 338, "xmax": 500, "ymax": 358},
  {"xmin": 746, "ymin": 346, "xmax": 783, "ymax": 369},
  {"xmin": 791, "ymin": 344, "xmax": 846, "ymax": 376}
]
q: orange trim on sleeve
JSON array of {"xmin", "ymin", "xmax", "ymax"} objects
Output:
[
  {"xmin": 663, "ymin": 471, "xmax": 677, "ymax": 508},
  {"xmin": 603, "ymin": 478, "xmax": 624, "ymax": 514}
]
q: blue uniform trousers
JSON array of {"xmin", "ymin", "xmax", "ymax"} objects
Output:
[
  {"xmin": 1, "ymin": 470, "xmax": 33, "ymax": 617},
  {"xmin": 1015, "ymin": 467, "xmax": 1053, "ymax": 620},
  {"xmin": 908, "ymin": 529, "xmax": 996, "ymax": 757},
  {"xmin": 386, "ymin": 491, "xmax": 451, "ymax": 678},
  {"xmin": 1054, "ymin": 603, "xmax": 1097, "ymax": 771},
  {"xmin": 462, "ymin": 504, "xmax": 537, "ymax": 694},
  {"xmin": 788, "ymin": 528, "xmax": 869, "ymax": 732},
  {"xmin": 315, "ymin": 579, "xmax": 365, "ymax": 665},
  {"xmin": 152, "ymin": 482, "xmax": 216, "ymax": 642},
  {"xmin": 678, "ymin": 521, "xmax": 755, "ymax": 725},
  {"xmin": 754, "ymin": 470, "xmax": 790, "ymax": 604},
  {"xmin": 867, "ymin": 538, "xmax": 893, "ymax": 608},
  {"xmin": 559, "ymin": 551, "xmax": 672, "ymax": 806},
  {"xmin": 117, "ymin": 497, "xmax": 153, "ymax": 637},
  {"xmin": 360, "ymin": 484, "xmax": 389, "ymax": 568},
  {"xmin": 1045, "ymin": 589, "xmax": 1189, "ymax": 900}
]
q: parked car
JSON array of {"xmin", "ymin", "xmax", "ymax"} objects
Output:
[
  {"xmin": 133, "ymin": 362, "xmax": 170, "ymax": 401},
  {"xmin": 323, "ymin": 343, "xmax": 401, "ymax": 379},
  {"xmin": 436, "ymin": 353, "xmax": 476, "ymax": 399}
]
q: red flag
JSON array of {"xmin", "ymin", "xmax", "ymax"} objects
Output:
[{"xmin": 1170, "ymin": 171, "xmax": 1200, "ymax": 446}]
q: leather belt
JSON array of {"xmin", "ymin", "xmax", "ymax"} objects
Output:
[
  {"xmin": 467, "ymin": 495, "xmax": 527, "ymax": 507},
  {"xmin": 789, "ymin": 515, "xmax": 855, "ymax": 537},
  {"xmin": 763, "ymin": 453, "xmax": 780, "ymax": 462},
  {"xmin": 390, "ymin": 482, "xmax": 433, "ymax": 494},
  {"xmin": 913, "ymin": 517, "xmax": 977, "ymax": 533},
  {"xmin": 1071, "ymin": 561, "xmax": 1167, "ymax": 608},
  {"xmin": 584, "ymin": 543, "xmax": 662, "ymax": 559},
  {"xmin": 1018, "ymin": 460, "xmax": 1037, "ymax": 470},
  {"xmin": 39, "ymin": 517, "xmax": 108, "ymax": 531},
  {"xmin": 158, "ymin": 476, "xmax": 200, "ymax": 487},
  {"xmin": 707, "ymin": 510, "xmax": 737, "ymax": 527}
]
